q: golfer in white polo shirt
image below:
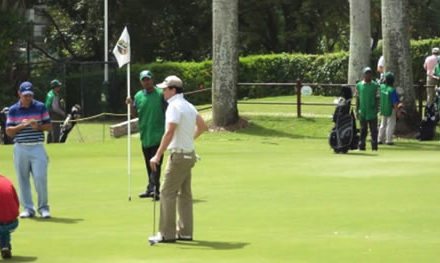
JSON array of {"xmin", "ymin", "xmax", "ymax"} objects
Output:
[{"xmin": 149, "ymin": 75, "xmax": 208, "ymax": 243}]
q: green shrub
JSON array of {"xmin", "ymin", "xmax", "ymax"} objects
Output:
[{"xmin": 11, "ymin": 38, "xmax": 440, "ymax": 115}]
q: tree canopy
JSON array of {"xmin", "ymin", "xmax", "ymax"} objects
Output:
[{"xmin": 2, "ymin": 0, "xmax": 440, "ymax": 65}]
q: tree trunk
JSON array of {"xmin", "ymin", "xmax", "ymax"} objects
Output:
[
  {"xmin": 348, "ymin": 0, "xmax": 371, "ymax": 85},
  {"xmin": 212, "ymin": 0, "xmax": 239, "ymax": 127},
  {"xmin": 382, "ymin": 0, "xmax": 419, "ymax": 134}
]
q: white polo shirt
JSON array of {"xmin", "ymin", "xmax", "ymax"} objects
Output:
[{"xmin": 165, "ymin": 94, "xmax": 198, "ymax": 151}]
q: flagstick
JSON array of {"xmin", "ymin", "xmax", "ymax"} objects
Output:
[
  {"xmin": 127, "ymin": 62, "xmax": 132, "ymax": 201},
  {"xmin": 112, "ymin": 26, "xmax": 131, "ymax": 201}
]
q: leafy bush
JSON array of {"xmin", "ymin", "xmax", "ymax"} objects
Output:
[{"xmin": 8, "ymin": 38, "xmax": 440, "ymax": 114}]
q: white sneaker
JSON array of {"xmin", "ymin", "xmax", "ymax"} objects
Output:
[
  {"xmin": 148, "ymin": 233, "xmax": 175, "ymax": 245},
  {"xmin": 40, "ymin": 210, "xmax": 51, "ymax": 219},
  {"xmin": 19, "ymin": 210, "xmax": 35, "ymax": 218}
]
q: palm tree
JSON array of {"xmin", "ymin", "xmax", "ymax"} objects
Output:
[
  {"xmin": 348, "ymin": 0, "xmax": 371, "ymax": 85},
  {"xmin": 212, "ymin": 0, "xmax": 239, "ymax": 127},
  {"xmin": 382, "ymin": 0, "xmax": 418, "ymax": 134}
]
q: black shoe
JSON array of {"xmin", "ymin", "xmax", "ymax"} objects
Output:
[
  {"xmin": 1, "ymin": 247, "xmax": 11, "ymax": 259},
  {"xmin": 152, "ymin": 194, "xmax": 160, "ymax": 201},
  {"xmin": 386, "ymin": 142, "xmax": 394, "ymax": 145},
  {"xmin": 176, "ymin": 234, "xmax": 193, "ymax": 241},
  {"xmin": 378, "ymin": 141, "xmax": 383, "ymax": 145},
  {"xmin": 358, "ymin": 147, "xmax": 366, "ymax": 151},
  {"xmin": 139, "ymin": 192, "xmax": 154, "ymax": 198}
]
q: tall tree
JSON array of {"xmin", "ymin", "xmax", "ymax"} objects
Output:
[
  {"xmin": 0, "ymin": 7, "xmax": 29, "ymax": 106},
  {"xmin": 212, "ymin": 0, "xmax": 239, "ymax": 127},
  {"xmin": 347, "ymin": 0, "xmax": 371, "ymax": 85},
  {"xmin": 382, "ymin": 0, "xmax": 418, "ymax": 134}
]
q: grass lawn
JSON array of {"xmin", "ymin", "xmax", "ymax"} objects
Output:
[{"xmin": 0, "ymin": 97, "xmax": 439, "ymax": 262}]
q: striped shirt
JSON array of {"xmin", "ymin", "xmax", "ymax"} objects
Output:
[{"xmin": 6, "ymin": 100, "xmax": 51, "ymax": 143}]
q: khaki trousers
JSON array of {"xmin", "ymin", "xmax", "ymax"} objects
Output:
[
  {"xmin": 159, "ymin": 151, "xmax": 196, "ymax": 239},
  {"xmin": 426, "ymin": 76, "xmax": 437, "ymax": 105},
  {"xmin": 378, "ymin": 109, "xmax": 397, "ymax": 144}
]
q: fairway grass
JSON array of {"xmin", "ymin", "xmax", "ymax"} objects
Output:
[{"xmin": 0, "ymin": 113, "xmax": 440, "ymax": 262}]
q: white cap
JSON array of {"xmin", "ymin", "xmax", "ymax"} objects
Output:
[
  {"xmin": 157, "ymin": 75, "xmax": 183, "ymax": 89},
  {"xmin": 432, "ymin": 47, "xmax": 439, "ymax": 54}
]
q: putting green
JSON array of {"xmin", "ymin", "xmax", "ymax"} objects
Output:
[{"xmin": 0, "ymin": 113, "xmax": 439, "ymax": 262}]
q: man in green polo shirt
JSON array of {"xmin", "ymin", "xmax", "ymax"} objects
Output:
[
  {"xmin": 356, "ymin": 67, "xmax": 380, "ymax": 151},
  {"xmin": 378, "ymin": 72, "xmax": 400, "ymax": 145},
  {"xmin": 45, "ymin": 79, "xmax": 65, "ymax": 143},
  {"xmin": 126, "ymin": 70, "xmax": 166, "ymax": 199}
]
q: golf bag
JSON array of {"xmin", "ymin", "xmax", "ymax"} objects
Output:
[
  {"xmin": 416, "ymin": 90, "xmax": 439, "ymax": 141},
  {"xmin": 0, "ymin": 107, "xmax": 13, "ymax": 145},
  {"xmin": 59, "ymin": 104, "xmax": 81, "ymax": 143},
  {"xmin": 329, "ymin": 87, "xmax": 359, "ymax": 153}
]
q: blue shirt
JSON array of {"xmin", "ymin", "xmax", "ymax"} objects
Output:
[
  {"xmin": 6, "ymin": 100, "xmax": 51, "ymax": 143},
  {"xmin": 390, "ymin": 89, "xmax": 399, "ymax": 105}
]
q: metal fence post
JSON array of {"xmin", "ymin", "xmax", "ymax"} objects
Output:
[
  {"xmin": 296, "ymin": 79, "xmax": 302, "ymax": 118},
  {"xmin": 418, "ymin": 79, "xmax": 424, "ymax": 119}
]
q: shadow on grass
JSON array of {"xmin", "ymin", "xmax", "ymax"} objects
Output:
[
  {"xmin": 383, "ymin": 141, "xmax": 440, "ymax": 152},
  {"xmin": 176, "ymin": 240, "xmax": 249, "ymax": 250},
  {"xmin": 6, "ymin": 256, "xmax": 37, "ymax": 262},
  {"xmin": 237, "ymin": 122, "xmax": 311, "ymax": 139},
  {"xmin": 193, "ymin": 199, "xmax": 207, "ymax": 204},
  {"xmin": 344, "ymin": 151, "xmax": 378, "ymax": 157},
  {"xmin": 30, "ymin": 217, "xmax": 84, "ymax": 224}
]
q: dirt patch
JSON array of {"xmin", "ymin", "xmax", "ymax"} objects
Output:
[{"xmin": 209, "ymin": 117, "xmax": 249, "ymax": 132}]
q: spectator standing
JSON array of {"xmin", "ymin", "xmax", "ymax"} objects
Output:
[
  {"xmin": 377, "ymin": 55, "xmax": 385, "ymax": 82},
  {"xmin": 356, "ymin": 67, "xmax": 380, "ymax": 151},
  {"xmin": 423, "ymin": 47, "xmax": 439, "ymax": 104},
  {"xmin": 6, "ymin": 81, "xmax": 52, "ymax": 219},
  {"xmin": 45, "ymin": 79, "xmax": 65, "ymax": 143},
  {"xmin": 378, "ymin": 72, "xmax": 400, "ymax": 145}
]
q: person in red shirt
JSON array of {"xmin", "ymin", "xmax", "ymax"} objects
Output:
[{"xmin": 0, "ymin": 175, "xmax": 19, "ymax": 259}]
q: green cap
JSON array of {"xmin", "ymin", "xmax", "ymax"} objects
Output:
[
  {"xmin": 384, "ymin": 72, "xmax": 395, "ymax": 85},
  {"xmin": 50, "ymin": 79, "xmax": 62, "ymax": 88},
  {"xmin": 139, "ymin": 70, "xmax": 153, "ymax": 81}
]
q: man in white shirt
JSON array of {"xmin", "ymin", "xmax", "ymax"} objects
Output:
[
  {"xmin": 148, "ymin": 75, "xmax": 208, "ymax": 243},
  {"xmin": 377, "ymin": 55, "xmax": 385, "ymax": 82},
  {"xmin": 424, "ymin": 47, "xmax": 439, "ymax": 104}
]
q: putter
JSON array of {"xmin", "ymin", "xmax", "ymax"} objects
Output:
[{"xmin": 149, "ymin": 185, "xmax": 158, "ymax": 246}]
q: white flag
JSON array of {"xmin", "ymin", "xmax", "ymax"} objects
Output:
[{"xmin": 113, "ymin": 27, "xmax": 130, "ymax": 68}]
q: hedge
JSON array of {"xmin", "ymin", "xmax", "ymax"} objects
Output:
[{"xmin": 18, "ymin": 37, "xmax": 440, "ymax": 115}]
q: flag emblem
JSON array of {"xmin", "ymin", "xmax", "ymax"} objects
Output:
[{"xmin": 113, "ymin": 27, "xmax": 130, "ymax": 68}]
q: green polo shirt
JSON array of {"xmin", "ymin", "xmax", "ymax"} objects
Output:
[
  {"xmin": 134, "ymin": 87, "xmax": 165, "ymax": 148},
  {"xmin": 379, "ymin": 84, "xmax": 395, "ymax": 117},
  {"xmin": 45, "ymin": 89, "xmax": 55, "ymax": 110},
  {"xmin": 356, "ymin": 80, "xmax": 379, "ymax": 121}
]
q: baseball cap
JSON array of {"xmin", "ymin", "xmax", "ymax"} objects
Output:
[
  {"xmin": 19, "ymin": 81, "xmax": 34, "ymax": 95},
  {"xmin": 139, "ymin": 70, "xmax": 153, "ymax": 81},
  {"xmin": 50, "ymin": 79, "xmax": 62, "ymax": 88},
  {"xmin": 157, "ymin": 75, "xmax": 183, "ymax": 89},
  {"xmin": 432, "ymin": 47, "xmax": 440, "ymax": 54},
  {"xmin": 363, "ymin": 67, "xmax": 373, "ymax": 74},
  {"xmin": 384, "ymin": 72, "xmax": 395, "ymax": 84}
]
